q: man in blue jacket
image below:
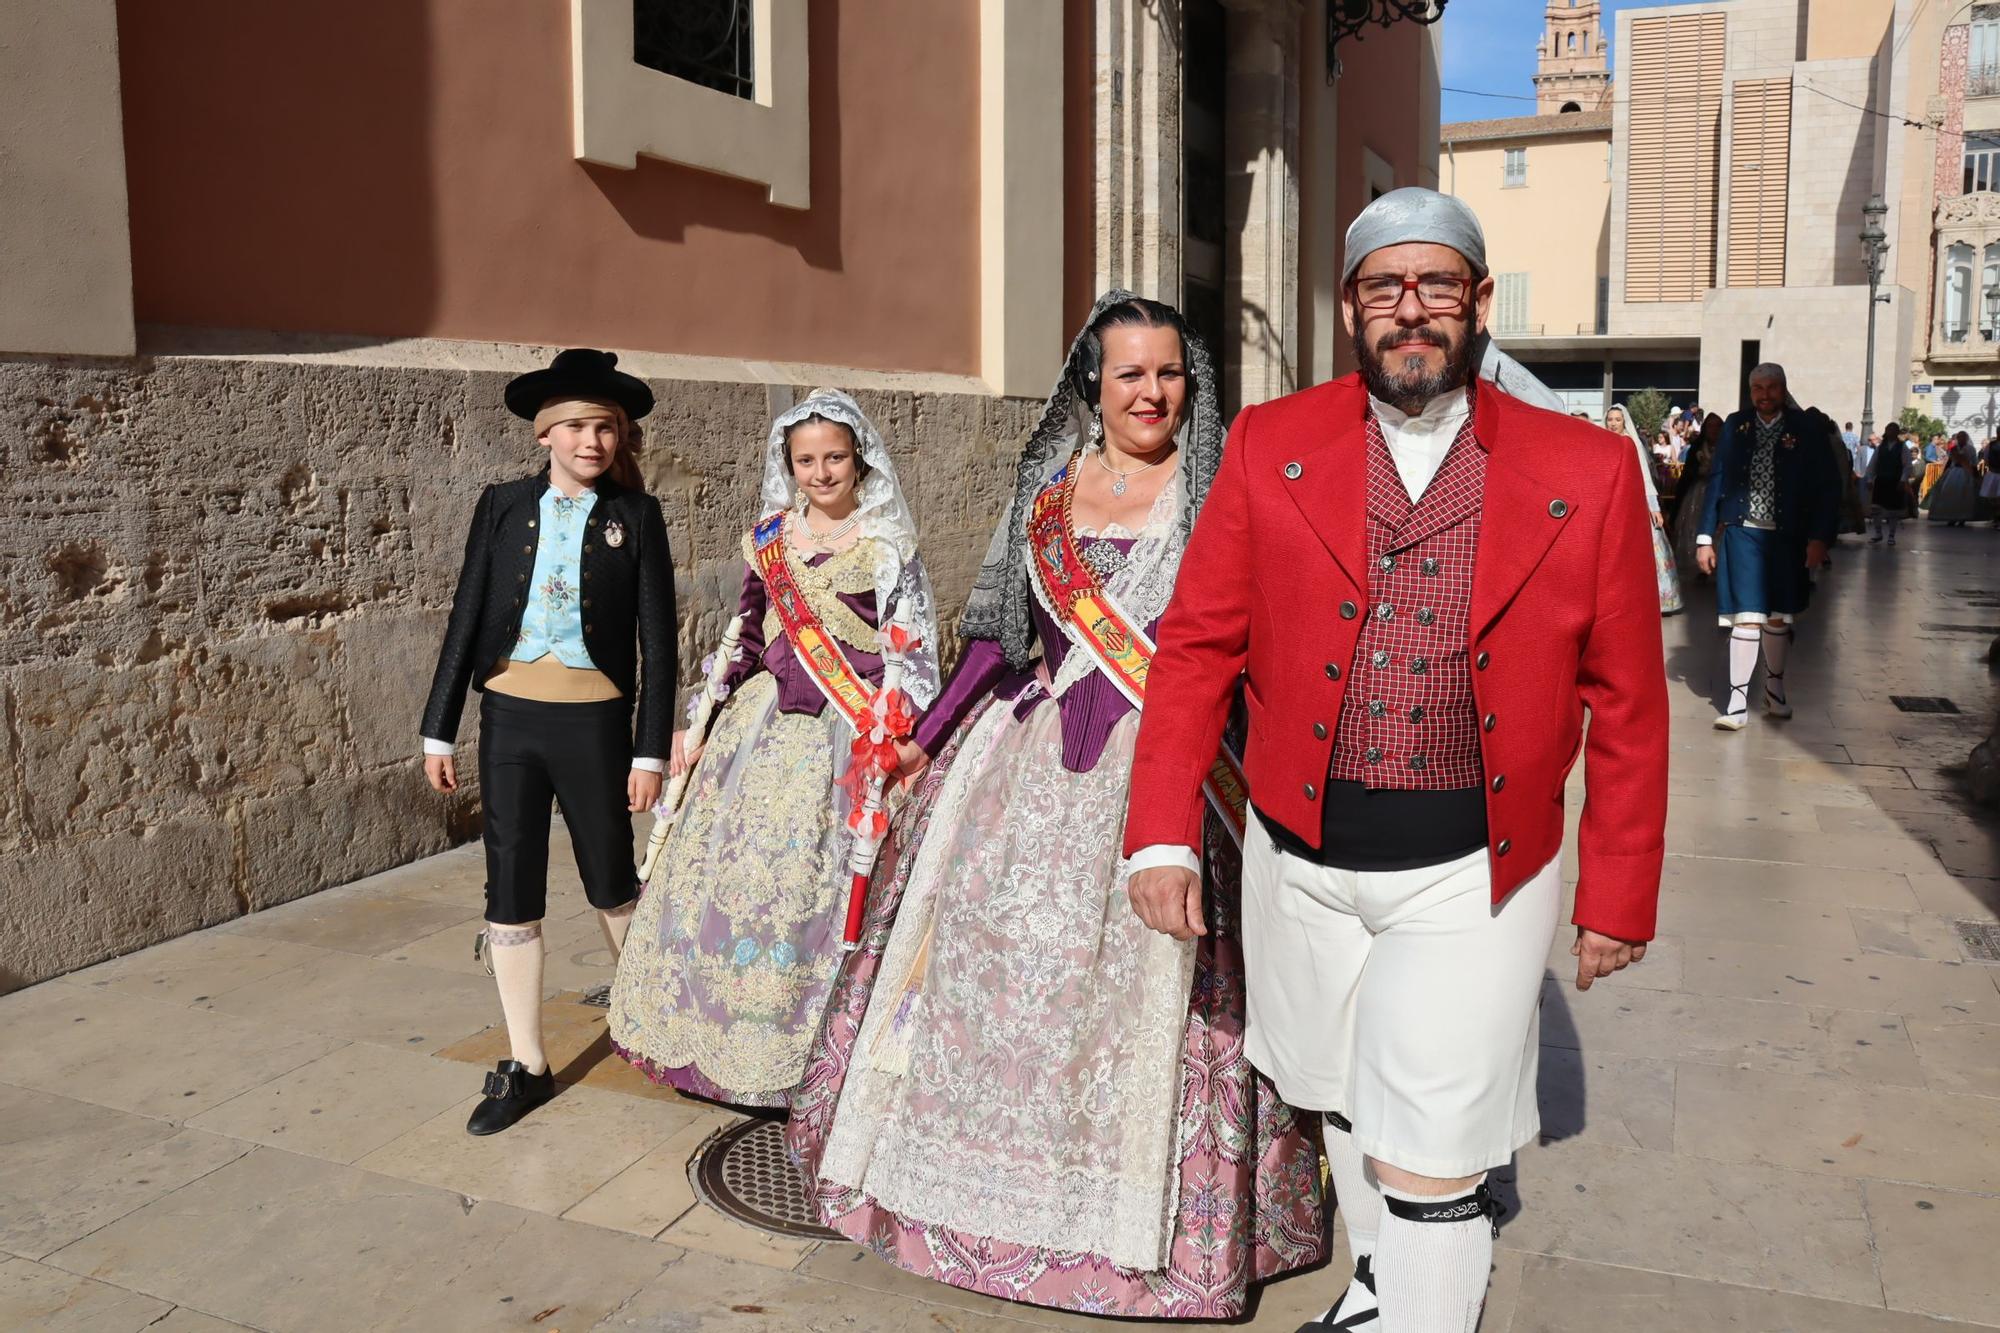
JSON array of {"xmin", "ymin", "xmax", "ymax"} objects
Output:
[{"xmin": 1694, "ymin": 363, "xmax": 1842, "ymax": 731}]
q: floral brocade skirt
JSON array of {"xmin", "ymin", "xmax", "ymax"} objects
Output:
[
  {"xmin": 786, "ymin": 697, "xmax": 1326, "ymax": 1320},
  {"xmin": 608, "ymin": 672, "xmax": 863, "ymax": 1107},
  {"xmin": 1652, "ymin": 523, "xmax": 1684, "ymax": 615}
]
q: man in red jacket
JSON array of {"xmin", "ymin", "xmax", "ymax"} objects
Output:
[{"xmin": 1123, "ymin": 189, "xmax": 1667, "ymax": 1332}]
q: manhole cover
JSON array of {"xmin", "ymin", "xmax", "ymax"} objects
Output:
[
  {"xmin": 689, "ymin": 1117, "xmax": 840, "ymax": 1240},
  {"xmin": 1958, "ymin": 921, "xmax": 2000, "ymax": 964},
  {"xmin": 1890, "ymin": 696, "xmax": 1961, "ymax": 714}
]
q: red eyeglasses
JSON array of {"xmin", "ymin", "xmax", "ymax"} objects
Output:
[{"xmin": 1350, "ymin": 274, "xmax": 1476, "ymax": 312}]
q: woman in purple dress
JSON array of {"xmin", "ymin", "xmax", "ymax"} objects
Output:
[
  {"xmin": 787, "ymin": 295, "xmax": 1325, "ymax": 1319},
  {"xmin": 607, "ymin": 390, "xmax": 940, "ymax": 1107}
]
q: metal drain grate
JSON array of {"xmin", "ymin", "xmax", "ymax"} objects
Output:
[
  {"xmin": 1959, "ymin": 921, "xmax": 2000, "ymax": 964},
  {"xmin": 1917, "ymin": 624, "xmax": 2000, "ymax": 635},
  {"xmin": 689, "ymin": 1117, "xmax": 841, "ymax": 1240},
  {"xmin": 577, "ymin": 983, "xmax": 612, "ymax": 1008},
  {"xmin": 1890, "ymin": 696, "xmax": 1962, "ymax": 714}
]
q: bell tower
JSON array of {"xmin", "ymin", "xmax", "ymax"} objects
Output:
[{"xmin": 1533, "ymin": 0, "xmax": 1610, "ymax": 114}]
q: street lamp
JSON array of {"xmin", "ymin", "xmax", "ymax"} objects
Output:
[{"xmin": 1859, "ymin": 194, "xmax": 1891, "ymax": 448}]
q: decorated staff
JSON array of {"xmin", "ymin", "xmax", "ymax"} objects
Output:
[
  {"xmin": 839, "ymin": 624, "xmax": 919, "ymax": 948},
  {"xmin": 605, "ymin": 389, "xmax": 940, "ymax": 1110},
  {"xmin": 637, "ymin": 611, "xmax": 747, "ymax": 883}
]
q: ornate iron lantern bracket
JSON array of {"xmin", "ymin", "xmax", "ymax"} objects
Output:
[{"xmin": 1328, "ymin": 0, "xmax": 1448, "ymax": 77}]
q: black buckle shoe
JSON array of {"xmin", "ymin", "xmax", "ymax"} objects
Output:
[{"xmin": 465, "ymin": 1059, "xmax": 556, "ymax": 1136}]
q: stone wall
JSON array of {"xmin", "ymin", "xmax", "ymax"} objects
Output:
[{"xmin": 0, "ymin": 351, "xmax": 1035, "ymax": 991}]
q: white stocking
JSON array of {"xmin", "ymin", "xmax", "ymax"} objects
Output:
[
  {"xmin": 1725, "ymin": 626, "xmax": 1760, "ymax": 717},
  {"xmin": 486, "ymin": 921, "xmax": 547, "ymax": 1075},
  {"xmin": 1759, "ymin": 624, "xmax": 1791, "ymax": 704},
  {"xmin": 1374, "ymin": 1178, "xmax": 1495, "ymax": 1333},
  {"xmin": 1321, "ymin": 1115, "xmax": 1381, "ymax": 1321},
  {"xmin": 598, "ymin": 903, "xmax": 635, "ymax": 961}
]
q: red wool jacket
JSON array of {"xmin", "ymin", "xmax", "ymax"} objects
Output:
[{"xmin": 1124, "ymin": 375, "xmax": 1669, "ymax": 943}]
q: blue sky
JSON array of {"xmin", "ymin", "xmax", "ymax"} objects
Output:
[{"xmin": 1440, "ymin": 0, "xmax": 1693, "ymax": 123}]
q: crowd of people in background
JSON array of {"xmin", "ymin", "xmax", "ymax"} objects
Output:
[{"xmin": 1572, "ymin": 402, "xmax": 2000, "ymax": 548}]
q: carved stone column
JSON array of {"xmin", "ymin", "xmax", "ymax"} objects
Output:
[
  {"xmin": 1221, "ymin": 0, "xmax": 1304, "ymax": 414},
  {"xmin": 1094, "ymin": 0, "xmax": 1183, "ymax": 303}
]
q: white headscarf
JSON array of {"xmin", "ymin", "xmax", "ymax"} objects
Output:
[
  {"xmin": 761, "ymin": 389, "xmax": 943, "ymax": 708},
  {"xmin": 1603, "ymin": 403, "xmax": 1662, "ymax": 511},
  {"xmin": 1342, "ymin": 187, "xmax": 1569, "ymax": 414}
]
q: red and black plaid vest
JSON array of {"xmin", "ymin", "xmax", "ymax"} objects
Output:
[{"xmin": 1328, "ymin": 412, "xmax": 1488, "ymax": 791}]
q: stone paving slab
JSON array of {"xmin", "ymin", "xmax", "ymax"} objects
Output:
[
  {"xmin": 4, "ymin": 535, "xmax": 2000, "ymax": 1330},
  {"xmin": 44, "ymin": 1148, "xmax": 678, "ymax": 1332}
]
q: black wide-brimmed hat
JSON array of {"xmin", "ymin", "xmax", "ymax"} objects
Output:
[{"xmin": 504, "ymin": 348, "xmax": 654, "ymax": 422}]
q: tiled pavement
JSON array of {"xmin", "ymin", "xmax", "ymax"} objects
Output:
[{"xmin": 5, "ymin": 526, "xmax": 2000, "ymax": 1331}]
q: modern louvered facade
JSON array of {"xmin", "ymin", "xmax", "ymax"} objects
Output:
[{"xmin": 1444, "ymin": 0, "xmax": 1920, "ymax": 428}]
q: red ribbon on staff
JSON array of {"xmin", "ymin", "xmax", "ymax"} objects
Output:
[{"xmin": 840, "ymin": 625, "xmax": 920, "ymax": 949}]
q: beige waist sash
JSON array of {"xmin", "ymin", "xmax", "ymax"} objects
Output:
[{"xmin": 484, "ymin": 654, "xmax": 621, "ymax": 703}]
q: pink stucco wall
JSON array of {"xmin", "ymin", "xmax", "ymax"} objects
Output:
[{"xmin": 117, "ymin": 0, "xmax": 982, "ymax": 376}]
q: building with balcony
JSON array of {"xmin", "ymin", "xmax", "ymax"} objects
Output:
[{"xmin": 1906, "ymin": 3, "xmax": 2000, "ymax": 439}]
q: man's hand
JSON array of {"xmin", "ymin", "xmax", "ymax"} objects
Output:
[
  {"xmin": 1694, "ymin": 545, "xmax": 1717, "ymax": 576},
  {"xmin": 1572, "ymin": 928, "xmax": 1647, "ymax": 991},
  {"xmin": 1805, "ymin": 539, "xmax": 1829, "ymax": 570},
  {"xmin": 423, "ymin": 754, "xmax": 457, "ymax": 794},
  {"xmin": 627, "ymin": 767, "xmax": 662, "ymax": 814},
  {"xmin": 1651, "ymin": 510, "xmax": 1665, "ymax": 529},
  {"xmin": 1128, "ymin": 865, "xmax": 1207, "ymax": 940}
]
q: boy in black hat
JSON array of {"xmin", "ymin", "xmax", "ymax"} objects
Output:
[{"xmin": 420, "ymin": 348, "xmax": 676, "ymax": 1134}]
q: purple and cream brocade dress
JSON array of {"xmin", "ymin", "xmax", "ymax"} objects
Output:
[
  {"xmin": 787, "ymin": 516, "xmax": 1325, "ymax": 1320},
  {"xmin": 607, "ymin": 534, "xmax": 893, "ymax": 1107}
]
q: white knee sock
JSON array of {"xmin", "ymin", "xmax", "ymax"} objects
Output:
[
  {"xmin": 597, "ymin": 904, "xmax": 634, "ymax": 961},
  {"xmin": 1725, "ymin": 625, "xmax": 1760, "ymax": 716},
  {"xmin": 487, "ymin": 921, "xmax": 547, "ymax": 1075},
  {"xmin": 1374, "ymin": 1179, "xmax": 1496, "ymax": 1333},
  {"xmin": 1321, "ymin": 1115, "xmax": 1381, "ymax": 1321},
  {"xmin": 1759, "ymin": 624, "xmax": 1791, "ymax": 703}
]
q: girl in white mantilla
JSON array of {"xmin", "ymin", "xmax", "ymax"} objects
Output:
[{"xmin": 608, "ymin": 389, "xmax": 940, "ymax": 1107}]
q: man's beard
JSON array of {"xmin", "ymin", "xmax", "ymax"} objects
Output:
[{"xmin": 1353, "ymin": 318, "xmax": 1475, "ymax": 415}]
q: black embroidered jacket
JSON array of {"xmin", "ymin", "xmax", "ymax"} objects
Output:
[{"xmin": 420, "ymin": 470, "xmax": 677, "ymax": 758}]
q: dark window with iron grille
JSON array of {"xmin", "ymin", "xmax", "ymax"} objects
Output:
[{"xmin": 633, "ymin": 0, "xmax": 755, "ymax": 100}]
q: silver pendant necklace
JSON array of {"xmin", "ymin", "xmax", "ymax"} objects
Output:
[{"xmin": 1093, "ymin": 445, "xmax": 1172, "ymax": 497}]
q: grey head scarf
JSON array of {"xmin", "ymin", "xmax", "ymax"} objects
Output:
[
  {"xmin": 1343, "ymin": 187, "xmax": 1568, "ymax": 414},
  {"xmin": 958, "ymin": 290, "xmax": 1225, "ymax": 671}
]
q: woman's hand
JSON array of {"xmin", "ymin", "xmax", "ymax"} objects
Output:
[
  {"xmin": 669, "ymin": 729, "xmax": 705, "ymax": 778},
  {"xmin": 627, "ymin": 767, "xmax": 662, "ymax": 814},
  {"xmin": 1651, "ymin": 510, "xmax": 1665, "ymax": 529},
  {"xmin": 891, "ymin": 739, "xmax": 929, "ymax": 783}
]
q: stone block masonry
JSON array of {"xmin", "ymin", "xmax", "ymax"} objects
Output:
[{"xmin": 0, "ymin": 352, "xmax": 1036, "ymax": 991}]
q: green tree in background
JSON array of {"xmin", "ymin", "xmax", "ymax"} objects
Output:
[
  {"xmin": 1624, "ymin": 389, "xmax": 1670, "ymax": 442},
  {"xmin": 1898, "ymin": 406, "xmax": 1945, "ymax": 441}
]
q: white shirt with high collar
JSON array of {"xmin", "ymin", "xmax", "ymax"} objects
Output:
[
  {"xmin": 1370, "ymin": 389, "xmax": 1473, "ymax": 503},
  {"xmin": 1124, "ymin": 386, "xmax": 1475, "ymax": 878}
]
